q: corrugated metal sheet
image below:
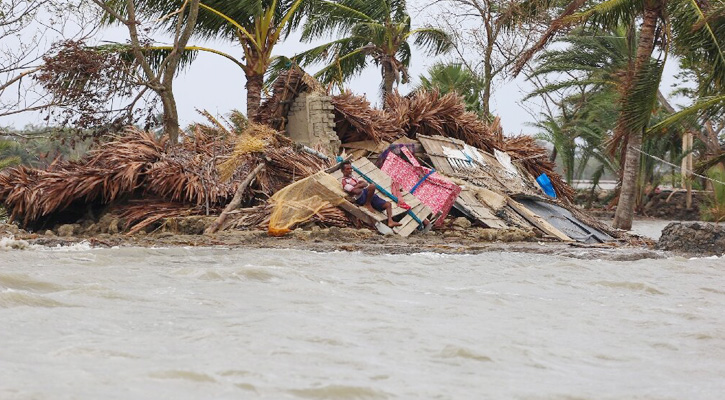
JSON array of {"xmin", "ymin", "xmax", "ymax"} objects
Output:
[{"xmin": 514, "ymin": 196, "xmax": 613, "ymax": 243}]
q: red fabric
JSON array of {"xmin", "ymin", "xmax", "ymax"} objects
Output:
[
  {"xmin": 400, "ymin": 146, "xmax": 421, "ymax": 167},
  {"xmin": 381, "ymin": 152, "xmax": 461, "ymax": 226}
]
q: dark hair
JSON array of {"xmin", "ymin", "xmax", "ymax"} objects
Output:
[{"xmin": 341, "ymin": 160, "xmax": 352, "ymax": 167}]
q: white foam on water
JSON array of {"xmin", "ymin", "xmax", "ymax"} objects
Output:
[
  {"xmin": 30, "ymin": 240, "xmax": 94, "ymax": 252},
  {"xmin": 0, "ymin": 236, "xmax": 29, "ymax": 251},
  {"xmin": 688, "ymin": 254, "xmax": 724, "ymax": 260}
]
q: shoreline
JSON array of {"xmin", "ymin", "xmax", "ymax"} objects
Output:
[{"xmin": 1, "ymin": 223, "xmax": 675, "ymax": 261}]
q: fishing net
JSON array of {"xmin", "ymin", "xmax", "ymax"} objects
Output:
[
  {"xmin": 268, "ymin": 171, "xmax": 347, "ymax": 236},
  {"xmin": 217, "ymin": 124, "xmax": 278, "ymax": 182}
]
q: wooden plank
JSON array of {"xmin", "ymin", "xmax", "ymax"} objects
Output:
[
  {"xmin": 342, "ymin": 140, "xmax": 382, "ymax": 152},
  {"xmin": 395, "ymin": 204, "xmax": 428, "ymax": 238},
  {"xmin": 507, "ymin": 197, "xmax": 572, "ymax": 241},
  {"xmin": 454, "ymin": 191, "xmax": 507, "ymax": 229},
  {"xmin": 353, "ymin": 159, "xmax": 377, "ymax": 175},
  {"xmin": 338, "ymin": 200, "xmax": 383, "ymax": 225}
]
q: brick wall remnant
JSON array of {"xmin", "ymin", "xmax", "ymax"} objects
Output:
[{"xmin": 285, "ymin": 92, "xmax": 340, "ymax": 157}]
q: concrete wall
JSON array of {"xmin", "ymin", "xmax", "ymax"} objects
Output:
[{"xmin": 286, "ymin": 92, "xmax": 340, "ymax": 156}]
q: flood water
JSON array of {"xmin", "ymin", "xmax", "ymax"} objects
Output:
[{"xmin": 1, "ymin": 226, "xmax": 724, "ymax": 399}]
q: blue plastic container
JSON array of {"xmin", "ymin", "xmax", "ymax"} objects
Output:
[{"xmin": 536, "ymin": 173, "xmax": 557, "ymax": 198}]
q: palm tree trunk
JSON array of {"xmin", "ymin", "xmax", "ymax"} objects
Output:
[
  {"xmin": 613, "ymin": 126, "xmax": 643, "ymax": 229},
  {"xmin": 246, "ymin": 73, "xmax": 264, "ymax": 120},
  {"xmin": 613, "ymin": 3, "xmax": 662, "ymax": 230},
  {"xmin": 382, "ymin": 61, "xmax": 396, "ymax": 105}
]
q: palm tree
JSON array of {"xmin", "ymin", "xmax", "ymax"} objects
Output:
[
  {"xmin": 515, "ymin": 0, "xmax": 724, "ymax": 230},
  {"xmin": 416, "ymin": 63, "xmax": 484, "ymax": 116},
  {"xmin": 190, "ymin": 0, "xmax": 314, "ymax": 119},
  {"xmin": 129, "ymin": 0, "xmax": 314, "ymax": 120},
  {"xmin": 526, "ymin": 28, "xmax": 630, "ymax": 184},
  {"xmin": 295, "ymin": 0, "xmax": 451, "ymax": 103}
]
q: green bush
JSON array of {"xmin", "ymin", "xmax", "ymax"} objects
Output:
[{"xmin": 700, "ymin": 165, "xmax": 725, "ymax": 222}]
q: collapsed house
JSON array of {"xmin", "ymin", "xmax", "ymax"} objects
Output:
[{"xmin": 0, "ymin": 66, "xmax": 618, "ymax": 243}]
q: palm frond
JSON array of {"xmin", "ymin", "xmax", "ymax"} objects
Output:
[
  {"xmin": 669, "ymin": 0, "xmax": 725, "ymax": 91},
  {"xmin": 618, "ymin": 59, "xmax": 665, "ymax": 134},
  {"xmin": 566, "ymin": 0, "xmax": 643, "ymax": 30},
  {"xmin": 302, "ymin": 0, "xmax": 374, "ymax": 40},
  {"xmin": 411, "ymin": 27, "xmax": 452, "ymax": 56},
  {"xmin": 646, "ymin": 94, "xmax": 725, "ymax": 134}
]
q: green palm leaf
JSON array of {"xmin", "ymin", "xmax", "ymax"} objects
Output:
[
  {"xmin": 646, "ymin": 94, "xmax": 725, "ymax": 134},
  {"xmin": 298, "ymin": 0, "xmax": 450, "ymax": 99}
]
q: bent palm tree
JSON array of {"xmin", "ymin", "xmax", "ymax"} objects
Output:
[{"xmin": 295, "ymin": 0, "xmax": 451, "ymax": 103}]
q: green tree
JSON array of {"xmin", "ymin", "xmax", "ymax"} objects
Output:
[
  {"xmin": 295, "ymin": 0, "xmax": 451, "ymax": 103},
  {"xmin": 0, "ymin": 139, "xmax": 21, "ymax": 170},
  {"xmin": 417, "ymin": 63, "xmax": 484, "ymax": 115},
  {"xmin": 516, "ymin": 0, "xmax": 724, "ymax": 230},
  {"xmin": 183, "ymin": 0, "xmax": 314, "ymax": 119},
  {"xmin": 526, "ymin": 28, "xmax": 630, "ymax": 184}
]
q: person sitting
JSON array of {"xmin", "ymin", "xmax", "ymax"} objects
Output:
[{"xmin": 340, "ymin": 161, "xmax": 401, "ymax": 228}]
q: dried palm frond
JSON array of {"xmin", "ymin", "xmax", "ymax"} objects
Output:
[
  {"xmin": 0, "ymin": 126, "xmax": 239, "ymax": 227},
  {"xmin": 225, "ymin": 204, "xmax": 273, "ymax": 230},
  {"xmin": 385, "ymin": 90, "xmax": 498, "ymax": 152},
  {"xmin": 256, "ymin": 146, "xmax": 331, "ymax": 195},
  {"xmin": 115, "ymin": 199, "xmax": 208, "ymax": 235},
  {"xmin": 226, "ymin": 201, "xmax": 351, "ymax": 231},
  {"xmin": 502, "ymin": 135, "xmax": 575, "ymax": 201},
  {"xmin": 310, "ymin": 204, "xmax": 352, "ymax": 228},
  {"xmin": 331, "ymin": 91, "xmax": 403, "ymax": 143},
  {"xmin": 217, "ymin": 123, "xmax": 280, "ymax": 182},
  {"xmin": 0, "ymin": 127, "xmax": 164, "ymax": 226}
]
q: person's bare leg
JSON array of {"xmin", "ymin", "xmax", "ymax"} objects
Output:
[
  {"xmin": 364, "ymin": 185, "xmax": 376, "ymax": 213},
  {"xmin": 385, "ymin": 202, "xmax": 402, "ymax": 227}
]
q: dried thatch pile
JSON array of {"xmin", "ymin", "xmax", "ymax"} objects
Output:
[
  {"xmin": 0, "ymin": 120, "xmax": 330, "ymax": 232},
  {"xmin": 331, "ymin": 91, "xmax": 403, "ymax": 143}
]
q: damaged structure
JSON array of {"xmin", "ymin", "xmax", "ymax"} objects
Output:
[{"xmin": 0, "ymin": 66, "xmax": 619, "ymax": 244}]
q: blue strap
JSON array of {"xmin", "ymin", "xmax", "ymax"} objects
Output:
[
  {"xmin": 410, "ymin": 169, "xmax": 435, "ymax": 194},
  {"xmin": 350, "ymin": 164, "xmax": 425, "ymax": 229}
]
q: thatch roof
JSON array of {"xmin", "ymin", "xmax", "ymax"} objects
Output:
[
  {"xmin": 255, "ymin": 65, "xmax": 325, "ymax": 131},
  {"xmin": 331, "ymin": 91, "xmax": 404, "ymax": 143}
]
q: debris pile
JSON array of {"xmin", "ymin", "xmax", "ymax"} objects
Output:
[{"xmin": 0, "ymin": 66, "xmax": 620, "ymax": 243}]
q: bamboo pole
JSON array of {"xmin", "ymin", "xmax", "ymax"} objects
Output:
[
  {"xmin": 684, "ymin": 131, "xmax": 693, "ymax": 209},
  {"xmin": 205, "ymin": 163, "xmax": 265, "ymax": 234}
]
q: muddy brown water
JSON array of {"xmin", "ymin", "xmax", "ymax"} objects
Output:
[{"xmin": 1, "ymin": 221, "xmax": 723, "ymax": 399}]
